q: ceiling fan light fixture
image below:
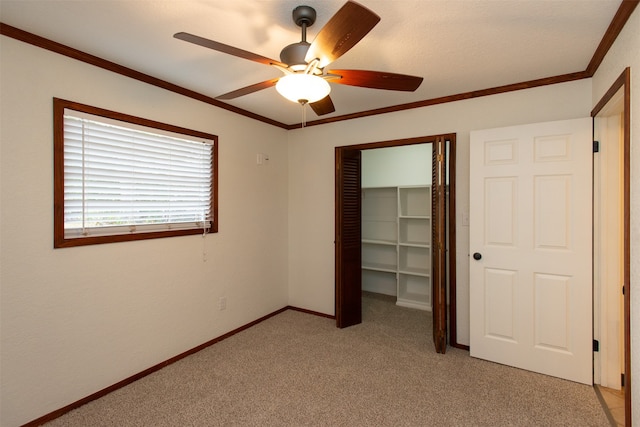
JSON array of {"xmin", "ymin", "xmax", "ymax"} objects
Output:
[{"xmin": 276, "ymin": 73, "xmax": 330, "ymax": 104}]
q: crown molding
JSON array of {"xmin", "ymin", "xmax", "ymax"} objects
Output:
[{"xmin": 2, "ymin": 0, "xmax": 637, "ymax": 130}]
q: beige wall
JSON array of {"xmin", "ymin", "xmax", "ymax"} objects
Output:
[
  {"xmin": 0, "ymin": 37, "xmax": 289, "ymax": 426},
  {"xmin": 591, "ymin": 5, "xmax": 640, "ymax": 424},
  {"xmin": 287, "ymin": 79, "xmax": 592, "ymax": 345}
]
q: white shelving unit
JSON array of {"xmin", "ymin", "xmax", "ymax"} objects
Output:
[
  {"xmin": 361, "ymin": 186, "xmax": 432, "ymax": 310},
  {"xmin": 361, "ymin": 187, "xmax": 397, "ymax": 296}
]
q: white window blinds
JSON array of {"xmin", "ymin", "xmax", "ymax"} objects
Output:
[{"xmin": 63, "ymin": 110, "xmax": 214, "ymax": 238}]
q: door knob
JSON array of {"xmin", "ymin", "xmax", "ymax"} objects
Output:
[{"xmin": 473, "ymin": 252, "xmax": 482, "ymax": 260}]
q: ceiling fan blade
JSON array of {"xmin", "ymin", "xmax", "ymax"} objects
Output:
[
  {"xmin": 327, "ymin": 69, "xmax": 423, "ymax": 91},
  {"xmin": 216, "ymin": 78, "xmax": 280, "ymax": 100},
  {"xmin": 310, "ymin": 96, "xmax": 336, "ymax": 116},
  {"xmin": 305, "ymin": 1, "xmax": 380, "ymax": 69},
  {"xmin": 174, "ymin": 32, "xmax": 287, "ymax": 68}
]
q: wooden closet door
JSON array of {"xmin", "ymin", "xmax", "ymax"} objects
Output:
[
  {"xmin": 335, "ymin": 148, "xmax": 362, "ymax": 328},
  {"xmin": 432, "ymin": 137, "xmax": 447, "ymax": 353}
]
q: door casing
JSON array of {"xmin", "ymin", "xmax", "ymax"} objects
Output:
[{"xmin": 591, "ymin": 67, "xmax": 631, "ymax": 425}]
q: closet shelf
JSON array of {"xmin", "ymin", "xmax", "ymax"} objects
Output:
[
  {"xmin": 362, "ymin": 263, "xmax": 397, "ymax": 273},
  {"xmin": 362, "ymin": 239, "xmax": 397, "ymax": 246},
  {"xmin": 399, "ymin": 267, "xmax": 430, "ymax": 276},
  {"xmin": 399, "ymin": 242, "xmax": 431, "ymax": 248}
]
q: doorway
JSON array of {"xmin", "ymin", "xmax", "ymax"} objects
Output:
[
  {"xmin": 592, "ymin": 67, "xmax": 631, "ymax": 425},
  {"xmin": 334, "ymin": 134, "xmax": 458, "ymax": 349}
]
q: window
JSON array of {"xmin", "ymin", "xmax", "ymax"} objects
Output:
[{"xmin": 53, "ymin": 98, "xmax": 218, "ymax": 248}]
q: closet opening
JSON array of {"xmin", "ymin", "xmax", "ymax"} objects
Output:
[{"xmin": 335, "ymin": 134, "xmax": 458, "ymax": 352}]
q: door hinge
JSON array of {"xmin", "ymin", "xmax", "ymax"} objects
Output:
[
  {"xmin": 622, "ymin": 286, "xmax": 625, "ymax": 295},
  {"xmin": 593, "ymin": 339, "xmax": 600, "ymax": 352},
  {"xmin": 593, "ymin": 140, "xmax": 600, "ymax": 153}
]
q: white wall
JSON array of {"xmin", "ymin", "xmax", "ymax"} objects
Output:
[
  {"xmin": 591, "ymin": 5, "xmax": 640, "ymax": 424},
  {"xmin": 287, "ymin": 79, "xmax": 592, "ymax": 345},
  {"xmin": 362, "ymin": 144, "xmax": 432, "ymax": 188},
  {"xmin": 0, "ymin": 37, "xmax": 289, "ymax": 426}
]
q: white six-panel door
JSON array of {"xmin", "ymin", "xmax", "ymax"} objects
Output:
[{"xmin": 469, "ymin": 118, "xmax": 592, "ymax": 385}]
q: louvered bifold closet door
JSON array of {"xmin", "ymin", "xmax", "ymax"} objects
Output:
[
  {"xmin": 335, "ymin": 148, "xmax": 362, "ymax": 328},
  {"xmin": 432, "ymin": 137, "xmax": 447, "ymax": 353}
]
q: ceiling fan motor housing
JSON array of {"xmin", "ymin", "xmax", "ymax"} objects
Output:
[{"xmin": 280, "ymin": 41, "xmax": 310, "ymax": 70}]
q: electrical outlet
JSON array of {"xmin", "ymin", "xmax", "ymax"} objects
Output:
[{"xmin": 218, "ymin": 297, "xmax": 227, "ymax": 311}]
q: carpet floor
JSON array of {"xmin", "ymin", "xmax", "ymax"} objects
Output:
[{"xmin": 46, "ymin": 292, "xmax": 610, "ymax": 426}]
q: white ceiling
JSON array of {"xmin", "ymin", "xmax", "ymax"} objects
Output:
[{"xmin": 0, "ymin": 0, "xmax": 621, "ymax": 126}]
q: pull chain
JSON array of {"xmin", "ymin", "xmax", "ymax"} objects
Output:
[
  {"xmin": 201, "ymin": 141, "xmax": 207, "ymax": 262},
  {"xmin": 202, "ymin": 231, "xmax": 207, "ymax": 262},
  {"xmin": 300, "ymin": 100, "xmax": 308, "ymax": 128}
]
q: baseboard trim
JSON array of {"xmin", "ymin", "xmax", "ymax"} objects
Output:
[
  {"xmin": 22, "ymin": 305, "xmax": 330, "ymax": 427},
  {"xmin": 451, "ymin": 343, "xmax": 470, "ymax": 351},
  {"xmin": 287, "ymin": 305, "xmax": 336, "ymax": 319}
]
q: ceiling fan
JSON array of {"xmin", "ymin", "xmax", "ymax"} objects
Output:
[{"xmin": 174, "ymin": 1, "xmax": 423, "ymax": 116}]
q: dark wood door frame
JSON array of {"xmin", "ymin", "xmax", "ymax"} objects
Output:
[
  {"xmin": 334, "ymin": 134, "xmax": 460, "ymax": 348},
  {"xmin": 591, "ymin": 67, "xmax": 631, "ymax": 425}
]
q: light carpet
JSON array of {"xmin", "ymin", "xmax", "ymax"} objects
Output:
[{"xmin": 46, "ymin": 292, "xmax": 610, "ymax": 426}]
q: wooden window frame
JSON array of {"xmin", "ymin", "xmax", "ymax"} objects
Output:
[{"xmin": 53, "ymin": 98, "xmax": 218, "ymax": 248}]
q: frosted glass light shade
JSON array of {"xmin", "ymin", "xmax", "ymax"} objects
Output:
[{"xmin": 276, "ymin": 74, "xmax": 331, "ymax": 104}]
